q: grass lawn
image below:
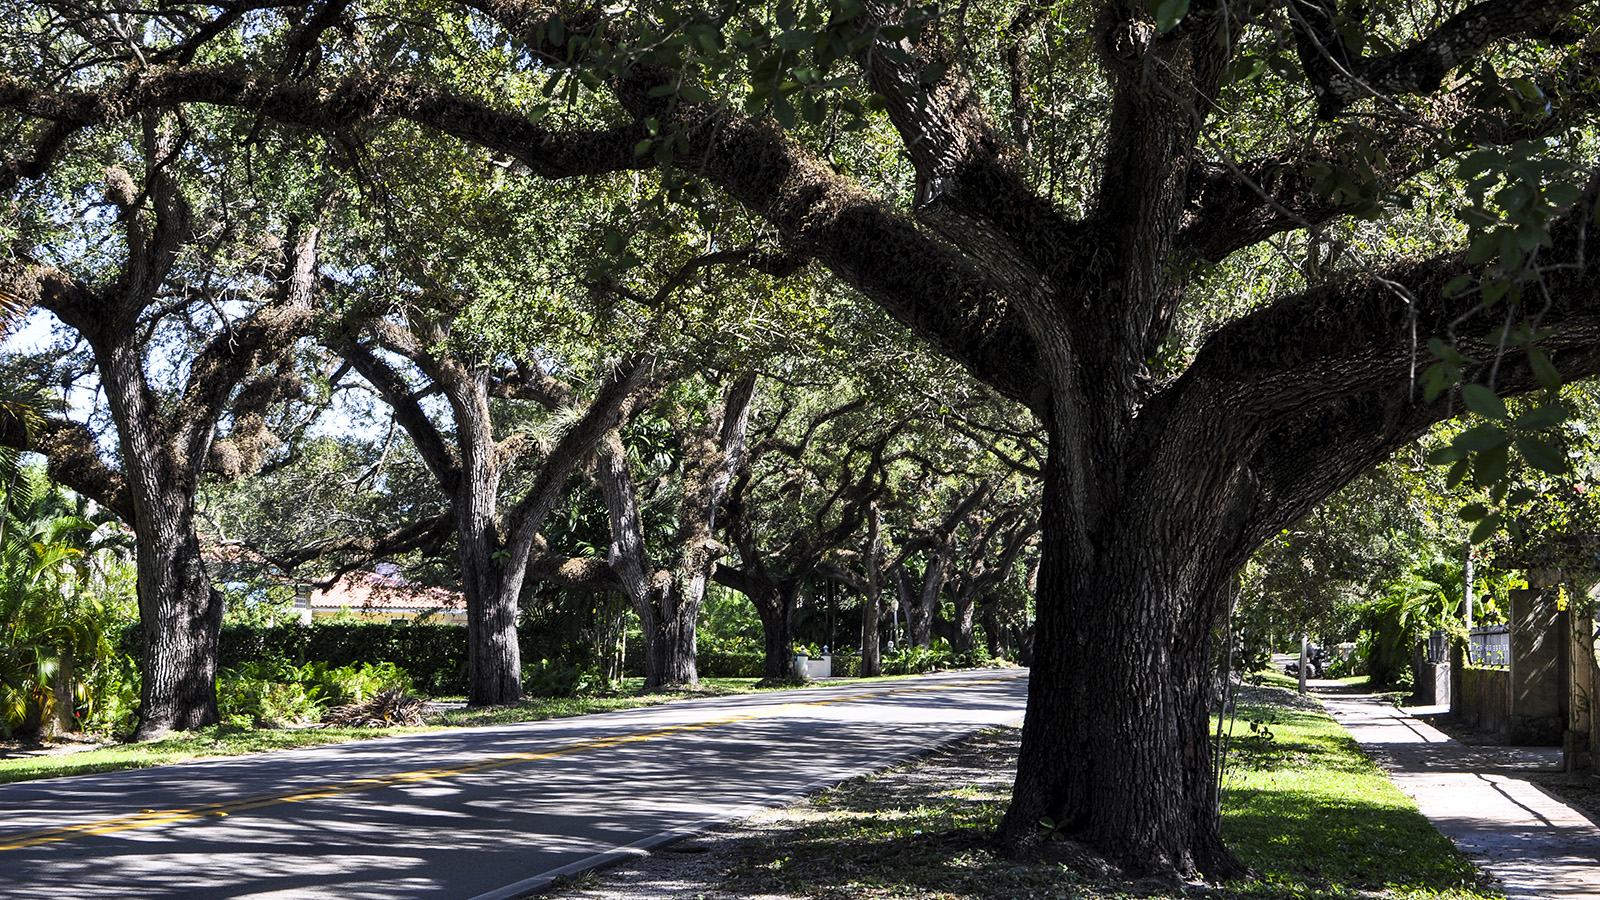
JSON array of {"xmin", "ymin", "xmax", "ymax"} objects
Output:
[
  {"xmin": 554, "ymin": 683, "xmax": 1496, "ymax": 900},
  {"xmin": 1219, "ymin": 689, "xmax": 1490, "ymax": 897}
]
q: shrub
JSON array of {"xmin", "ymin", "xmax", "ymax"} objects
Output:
[
  {"xmin": 522, "ymin": 659, "xmax": 587, "ymax": 698},
  {"xmin": 81, "ymin": 653, "xmax": 140, "ymax": 736},
  {"xmin": 882, "ymin": 646, "xmax": 948, "ymax": 675},
  {"xmin": 832, "ymin": 651, "xmax": 861, "ymax": 678},
  {"xmin": 302, "ymin": 623, "xmax": 466, "ymax": 694},
  {"xmin": 304, "ymin": 661, "xmax": 413, "ymax": 705},
  {"xmin": 1323, "ymin": 650, "xmax": 1365, "ymax": 679},
  {"xmin": 947, "ymin": 648, "xmax": 991, "ymax": 669},
  {"xmin": 697, "ymin": 648, "xmax": 764, "ymax": 678},
  {"xmin": 124, "ymin": 621, "xmax": 470, "ymax": 696},
  {"xmin": 217, "ymin": 661, "xmax": 326, "ymax": 728}
]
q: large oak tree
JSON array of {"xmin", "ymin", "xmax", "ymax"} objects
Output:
[
  {"xmin": 8, "ymin": 0, "xmax": 1600, "ymax": 878},
  {"xmin": 0, "ymin": 118, "xmax": 329, "ymax": 738}
]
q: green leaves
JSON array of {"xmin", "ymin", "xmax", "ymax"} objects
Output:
[
  {"xmin": 1461, "ymin": 383, "xmax": 1506, "ymax": 420},
  {"xmin": 1425, "ymin": 338, "xmax": 1576, "ymax": 542},
  {"xmin": 1444, "ymin": 390, "xmax": 1569, "ymax": 484},
  {"xmin": 1513, "ymin": 403, "xmax": 1566, "ymax": 431},
  {"xmin": 1515, "ymin": 435, "xmax": 1566, "ymax": 475},
  {"xmin": 1469, "ymin": 514, "xmax": 1503, "ymax": 545},
  {"xmin": 1453, "ymin": 422, "xmax": 1506, "ymax": 453},
  {"xmin": 1153, "ymin": 0, "xmax": 1189, "ymax": 32},
  {"xmin": 1454, "ymin": 141, "xmax": 1580, "ymax": 303}
]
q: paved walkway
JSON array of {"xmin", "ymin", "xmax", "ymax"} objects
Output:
[{"xmin": 1319, "ymin": 687, "xmax": 1600, "ymax": 898}]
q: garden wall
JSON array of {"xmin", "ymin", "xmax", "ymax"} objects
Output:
[{"xmin": 1455, "ymin": 665, "xmax": 1510, "ymax": 735}]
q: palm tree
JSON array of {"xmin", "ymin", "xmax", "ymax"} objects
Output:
[{"xmin": 0, "ymin": 469, "xmax": 135, "ymax": 738}]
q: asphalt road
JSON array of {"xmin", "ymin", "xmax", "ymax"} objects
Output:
[{"xmin": 0, "ymin": 668, "xmax": 1027, "ymax": 899}]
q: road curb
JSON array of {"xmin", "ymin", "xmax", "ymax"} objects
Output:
[{"xmin": 468, "ymin": 710, "xmax": 1025, "ymax": 900}]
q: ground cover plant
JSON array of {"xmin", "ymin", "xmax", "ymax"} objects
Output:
[{"xmin": 547, "ymin": 684, "xmax": 1496, "ymax": 900}]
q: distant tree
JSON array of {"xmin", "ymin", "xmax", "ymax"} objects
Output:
[
  {"xmin": 596, "ymin": 372, "xmax": 757, "ymax": 688},
  {"xmin": 717, "ymin": 392, "xmax": 905, "ymax": 680}
]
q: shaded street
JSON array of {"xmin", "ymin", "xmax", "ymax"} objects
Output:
[{"xmin": 0, "ymin": 670, "xmax": 1026, "ymax": 899}]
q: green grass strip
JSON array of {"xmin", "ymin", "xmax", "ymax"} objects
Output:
[{"xmin": 1220, "ymin": 693, "xmax": 1496, "ymax": 898}]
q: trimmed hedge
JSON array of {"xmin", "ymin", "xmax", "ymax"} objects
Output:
[
  {"xmin": 121, "ymin": 622, "xmax": 472, "ymax": 695},
  {"xmin": 697, "ymin": 648, "xmax": 764, "ymax": 678}
]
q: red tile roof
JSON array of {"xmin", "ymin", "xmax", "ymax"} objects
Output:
[{"xmin": 307, "ymin": 570, "xmax": 465, "ymax": 614}]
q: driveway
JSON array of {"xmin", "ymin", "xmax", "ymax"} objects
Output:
[{"xmin": 0, "ymin": 669, "xmax": 1027, "ymax": 899}]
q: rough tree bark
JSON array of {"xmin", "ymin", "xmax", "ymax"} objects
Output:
[
  {"xmin": 341, "ymin": 328, "xmax": 663, "ymax": 706},
  {"xmin": 596, "ymin": 373, "xmax": 758, "ymax": 689},
  {"xmin": 1, "ymin": 128, "xmax": 324, "ymax": 739}
]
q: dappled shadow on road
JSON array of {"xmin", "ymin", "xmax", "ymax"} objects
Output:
[{"xmin": 0, "ymin": 677, "xmax": 1028, "ymax": 899}]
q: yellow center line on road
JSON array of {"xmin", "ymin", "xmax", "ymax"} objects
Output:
[{"xmin": 0, "ymin": 673, "xmax": 1022, "ymax": 853}]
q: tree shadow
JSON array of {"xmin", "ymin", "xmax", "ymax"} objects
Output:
[{"xmin": 1223, "ymin": 785, "xmax": 1484, "ymax": 892}]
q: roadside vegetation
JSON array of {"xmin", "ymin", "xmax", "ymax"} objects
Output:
[
  {"xmin": 0, "ymin": 677, "xmax": 758, "ymax": 784},
  {"xmin": 549, "ymin": 683, "xmax": 1495, "ymax": 900},
  {"xmin": 0, "ymin": 668, "xmax": 1015, "ymax": 785}
]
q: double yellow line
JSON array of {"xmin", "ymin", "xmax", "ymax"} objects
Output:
[{"xmin": 0, "ymin": 675, "xmax": 1019, "ymax": 853}]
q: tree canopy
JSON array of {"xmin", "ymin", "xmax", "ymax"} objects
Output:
[{"xmin": 6, "ymin": 0, "xmax": 1600, "ymax": 880}]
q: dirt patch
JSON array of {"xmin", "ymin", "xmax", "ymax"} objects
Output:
[
  {"xmin": 1410, "ymin": 711, "xmax": 1509, "ymax": 747},
  {"xmin": 0, "ymin": 733, "xmax": 113, "ymax": 759}
]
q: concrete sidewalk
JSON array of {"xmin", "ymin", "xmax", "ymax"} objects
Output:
[{"xmin": 1319, "ymin": 688, "xmax": 1600, "ymax": 898}]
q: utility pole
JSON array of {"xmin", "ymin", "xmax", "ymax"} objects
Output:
[{"xmin": 1298, "ymin": 633, "xmax": 1308, "ymax": 695}]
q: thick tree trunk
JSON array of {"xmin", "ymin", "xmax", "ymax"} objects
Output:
[
  {"xmin": 908, "ymin": 566, "xmax": 938, "ymax": 649},
  {"xmin": 46, "ymin": 645, "xmax": 76, "ymax": 738},
  {"xmin": 753, "ymin": 585, "xmax": 799, "ymax": 681},
  {"xmin": 456, "ymin": 397, "xmax": 523, "ymax": 706},
  {"xmin": 861, "ymin": 504, "xmax": 883, "ymax": 677},
  {"xmin": 592, "ymin": 591, "xmax": 629, "ymax": 683},
  {"xmin": 980, "ymin": 600, "xmax": 1001, "ymax": 659},
  {"xmin": 598, "ymin": 430, "xmax": 699, "ymax": 691},
  {"xmin": 860, "ymin": 589, "xmax": 882, "ymax": 676},
  {"xmin": 132, "ymin": 521, "xmax": 224, "ymax": 739},
  {"xmin": 662, "ymin": 586, "xmax": 699, "ymax": 685},
  {"xmin": 890, "ymin": 565, "xmax": 914, "ymax": 649},
  {"xmin": 600, "ymin": 374, "xmax": 753, "ymax": 691},
  {"xmin": 99, "ymin": 340, "xmax": 225, "ymax": 742},
  {"xmin": 951, "ymin": 587, "xmax": 977, "ymax": 654},
  {"xmin": 997, "ymin": 430, "xmax": 1246, "ymax": 879},
  {"xmin": 460, "ymin": 557, "xmax": 524, "ymax": 706},
  {"xmin": 635, "ymin": 579, "xmax": 699, "ymax": 689}
]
